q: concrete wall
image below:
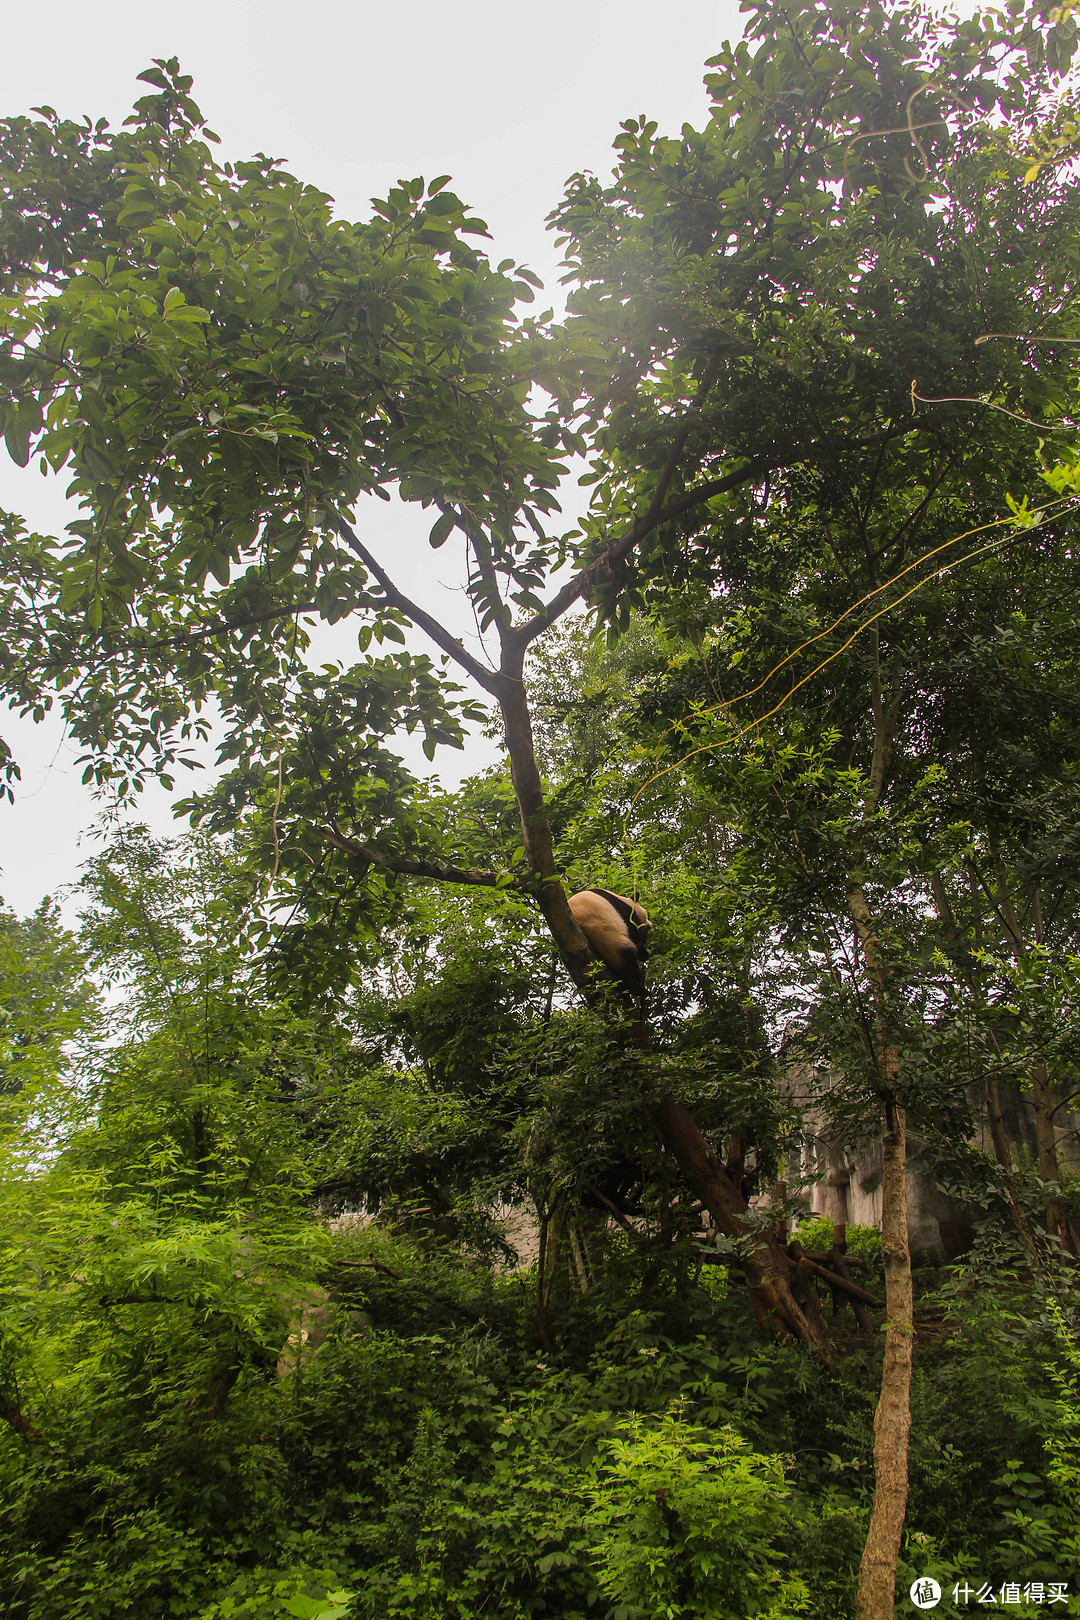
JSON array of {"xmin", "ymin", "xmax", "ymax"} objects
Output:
[
  {"xmin": 781, "ymin": 1063, "xmax": 1080, "ymax": 1263},
  {"xmin": 792, "ymin": 1128, "xmax": 975, "ymax": 1262}
]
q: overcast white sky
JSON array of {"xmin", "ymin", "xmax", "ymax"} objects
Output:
[{"xmin": 0, "ymin": 0, "xmax": 744, "ymax": 917}]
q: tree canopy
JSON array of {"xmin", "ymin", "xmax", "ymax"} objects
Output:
[{"xmin": 4, "ymin": 3, "xmax": 1080, "ymax": 1616}]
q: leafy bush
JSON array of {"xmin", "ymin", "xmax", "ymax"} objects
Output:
[{"xmin": 584, "ymin": 1407, "xmax": 795, "ymax": 1620}]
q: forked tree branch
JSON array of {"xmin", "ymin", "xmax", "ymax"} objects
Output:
[
  {"xmin": 334, "ymin": 457, "xmax": 771, "ymax": 692},
  {"xmin": 332, "ymin": 514, "xmax": 510, "ymax": 697}
]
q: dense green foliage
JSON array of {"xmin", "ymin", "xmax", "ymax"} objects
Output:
[
  {"xmin": 0, "ymin": 820, "xmax": 1077, "ymax": 1619},
  {"xmin": 5, "ymin": 0, "xmax": 1080, "ymax": 1614}
]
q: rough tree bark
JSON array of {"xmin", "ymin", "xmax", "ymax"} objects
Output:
[
  {"xmin": 850, "ymin": 658, "xmax": 914, "ymax": 1620},
  {"xmin": 856, "ymin": 1092, "xmax": 913, "ymax": 1620},
  {"xmin": 498, "ymin": 630, "xmax": 832, "ymax": 1357}
]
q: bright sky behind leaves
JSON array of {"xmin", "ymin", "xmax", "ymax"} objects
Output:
[{"xmin": 0, "ymin": 0, "xmax": 742, "ymax": 916}]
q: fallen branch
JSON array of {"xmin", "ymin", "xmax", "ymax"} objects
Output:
[
  {"xmin": 800, "ymin": 1246, "xmax": 872, "ymax": 1269},
  {"xmin": 829, "ymin": 1246, "xmax": 876, "ymax": 1332},
  {"xmin": 691, "ymin": 1237, "xmax": 882, "ymax": 1308},
  {"xmin": 802, "ymin": 1255, "xmax": 882, "ymax": 1308}
]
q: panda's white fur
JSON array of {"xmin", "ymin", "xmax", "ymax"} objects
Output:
[{"xmin": 568, "ymin": 888, "xmax": 651, "ymax": 1000}]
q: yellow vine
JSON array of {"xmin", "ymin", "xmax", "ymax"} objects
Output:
[{"xmin": 622, "ymin": 495, "xmax": 1075, "ymax": 836}]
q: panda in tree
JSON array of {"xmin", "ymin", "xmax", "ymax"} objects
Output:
[{"xmin": 568, "ymin": 888, "xmax": 651, "ymax": 1013}]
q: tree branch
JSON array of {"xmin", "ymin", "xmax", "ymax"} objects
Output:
[
  {"xmin": 33, "ymin": 602, "xmax": 321, "ymax": 681},
  {"xmin": 329, "ymin": 1259, "xmax": 403, "ymax": 1276},
  {"xmin": 513, "ymin": 460, "xmax": 769, "ymax": 648},
  {"xmin": 331, "ymin": 514, "xmax": 509, "ymax": 697},
  {"xmin": 100, "ymin": 1294, "xmax": 183, "ymax": 1305},
  {"xmin": 136, "ymin": 601, "xmax": 318, "ymax": 653},
  {"xmin": 801, "ymin": 1254, "xmax": 882, "ymax": 1306},
  {"xmin": 322, "ymin": 826, "xmax": 504, "ymax": 887}
]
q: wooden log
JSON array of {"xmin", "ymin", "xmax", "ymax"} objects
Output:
[
  {"xmin": 829, "ymin": 1225, "xmax": 849, "ymax": 1320},
  {"xmin": 802, "ymin": 1246, "xmax": 871, "ymax": 1270},
  {"xmin": 830, "ymin": 1247, "xmax": 877, "ymax": 1329},
  {"xmin": 802, "ymin": 1254, "xmax": 882, "ymax": 1308}
]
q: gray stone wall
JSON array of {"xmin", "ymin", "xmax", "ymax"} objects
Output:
[{"xmin": 781, "ymin": 1063, "xmax": 1080, "ymax": 1262}]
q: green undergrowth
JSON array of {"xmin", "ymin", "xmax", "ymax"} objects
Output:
[{"xmin": 3, "ymin": 1214, "xmax": 1080, "ymax": 1620}]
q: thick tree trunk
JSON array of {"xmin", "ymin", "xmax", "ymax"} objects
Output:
[
  {"xmin": 929, "ymin": 871, "xmax": 1014, "ymax": 1173},
  {"xmin": 929, "ymin": 868, "xmax": 1038, "ymax": 1243},
  {"xmin": 496, "ymin": 655, "xmax": 832, "ymax": 1360},
  {"xmin": 650, "ymin": 1094, "xmax": 832, "ymax": 1358},
  {"xmin": 982, "ymin": 1074, "xmax": 1044, "ymax": 1253},
  {"xmin": 985, "ymin": 1077, "xmax": 1013, "ymax": 1172},
  {"xmin": 856, "ymin": 1101, "xmax": 913, "ymax": 1620},
  {"xmin": 498, "ymin": 653, "xmax": 596, "ymax": 984},
  {"xmin": 1030, "ymin": 1063, "xmax": 1074, "ymax": 1250}
]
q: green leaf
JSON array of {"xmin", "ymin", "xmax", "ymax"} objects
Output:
[
  {"xmin": 3, "ymin": 420, "xmax": 31, "ymax": 468},
  {"xmin": 429, "ymin": 511, "xmax": 455, "ymax": 548},
  {"xmin": 136, "ymin": 66, "xmax": 171, "ymax": 90},
  {"xmin": 117, "ymin": 204, "xmax": 158, "ymax": 226},
  {"xmin": 80, "ymin": 445, "xmax": 119, "ymax": 481}
]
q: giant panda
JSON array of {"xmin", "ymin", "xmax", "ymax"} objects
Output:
[{"xmin": 568, "ymin": 888, "xmax": 652, "ymax": 1005}]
